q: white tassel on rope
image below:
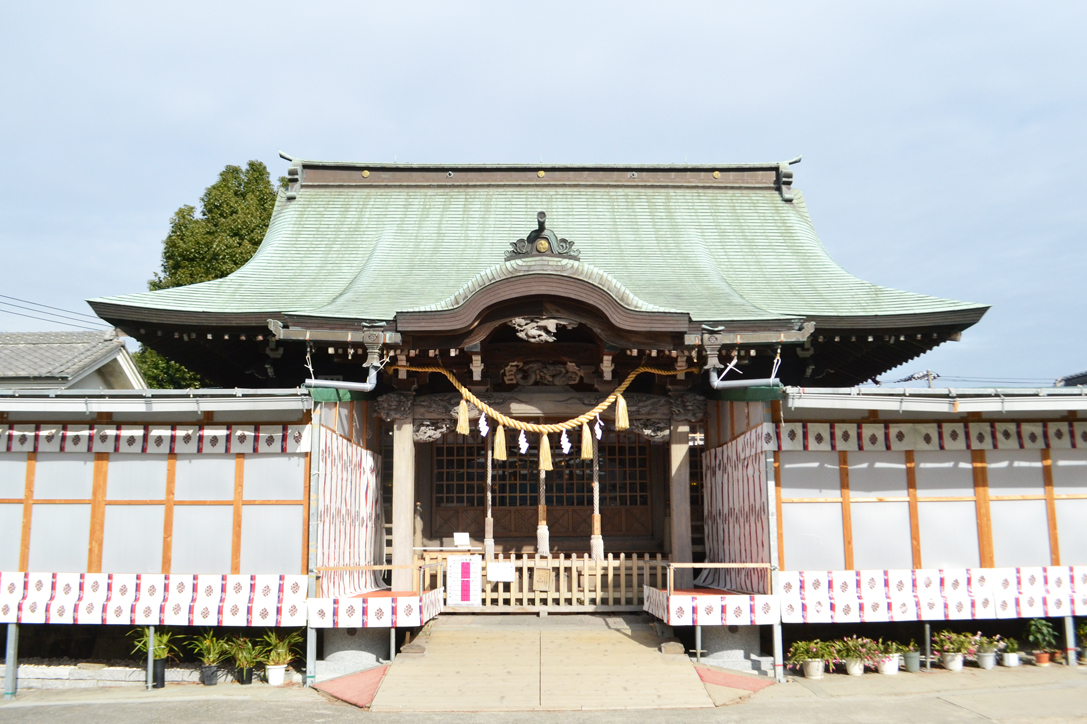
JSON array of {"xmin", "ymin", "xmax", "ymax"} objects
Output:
[
  {"xmin": 560, "ymin": 430, "xmax": 571, "ymax": 455},
  {"xmin": 478, "ymin": 413, "xmax": 490, "ymax": 437},
  {"xmin": 518, "ymin": 430, "xmax": 529, "ymax": 455}
]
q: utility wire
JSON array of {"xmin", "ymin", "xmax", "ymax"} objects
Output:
[
  {"xmin": 0, "ymin": 299, "xmax": 110, "ymax": 327},
  {"xmin": 0, "ymin": 293, "xmax": 104, "ymax": 321},
  {"xmin": 0, "ymin": 307, "xmax": 112, "ymax": 332}
]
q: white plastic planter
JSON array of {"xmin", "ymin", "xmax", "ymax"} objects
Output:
[
  {"xmin": 942, "ymin": 653, "xmax": 964, "ymax": 672},
  {"xmin": 844, "ymin": 658, "xmax": 865, "ymax": 676},
  {"xmin": 802, "ymin": 659, "xmax": 825, "ymax": 679},
  {"xmin": 977, "ymin": 652, "xmax": 997, "ymax": 670},
  {"xmin": 877, "ymin": 655, "xmax": 900, "ymax": 675},
  {"xmin": 1002, "ymin": 652, "xmax": 1020, "ymax": 667},
  {"xmin": 266, "ymin": 664, "xmax": 287, "ymax": 686}
]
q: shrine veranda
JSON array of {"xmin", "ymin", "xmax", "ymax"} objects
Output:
[{"xmin": 1, "ymin": 160, "xmax": 1082, "ymax": 689}]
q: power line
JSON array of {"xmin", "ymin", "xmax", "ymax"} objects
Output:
[
  {"xmin": 0, "ymin": 294, "xmax": 105, "ymax": 321},
  {"xmin": 0, "ymin": 307, "xmax": 112, "ymax": 332},
  {"xmin": 0, "ymin": 299, "xmax": 110, "ymax": 328}
]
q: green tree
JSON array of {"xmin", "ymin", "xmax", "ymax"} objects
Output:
[{"xmin": 135, "ymin": 160, "xmax": 283, "ymax": 388}]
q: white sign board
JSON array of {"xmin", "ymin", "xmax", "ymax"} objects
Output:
[
  {"xmin": 487, "ymin": 561, "xmax": 515, "ymax": 582},
  {"xmin": 453, "ymin": 531, "xmax": 471, "ymax": 548},
  {"xmin": 446, "ymin": 554, "xmax": 482, "ymax": 607}
]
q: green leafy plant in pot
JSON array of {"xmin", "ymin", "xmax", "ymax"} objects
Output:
[
  {"xmin": 932, "ymin": 630, "xmax": 973, "ymax": 672},
  {"xmin": 229, "ymin": 635, "xmax": 259, "ymax": 685},
  {"xmin": 973, "ymin": 634, "xmax": 1000, "ymax": 670},
  {"xmin": 1001, "ymin": 637, "xmax": 1021, "ymax": 667},
  {"xmin": 187, "ymin": 630, "xmax": 229, "ymax": 686},
  {"xmin": 1025, "ymin": 618, "xmax": 1057, "ymax": 666},
  {"xmin": 129, "ymin": 628, "xmax": 181, "ymax": 689},
  {"xmin": 257, "ymin": 629, "xmax": 303, "ymax": 686}
]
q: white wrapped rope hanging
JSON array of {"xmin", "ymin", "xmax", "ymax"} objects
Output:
[{"xmin": 560, "ymin": 430, "xmax": 571, "ymax": 455}]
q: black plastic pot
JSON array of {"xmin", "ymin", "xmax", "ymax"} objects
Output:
[
  {"xmin": 152, "ymin": 658, "xmax": 166, "ymax": 689},
  {"xmin": 237, "ymin": 667, "xmax": 254, "ymax": 685},
  {"xmin": 201, "ymin": 665, "xmax": 219, "ymax": 686}
]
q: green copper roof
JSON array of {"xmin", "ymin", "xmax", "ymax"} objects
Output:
[{"xmin": 91, "ymin": 165, "xmax": 986, "ymax": 328}]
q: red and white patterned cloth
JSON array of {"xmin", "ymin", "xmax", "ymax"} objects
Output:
[
  {"xmin": 306, "ymin": 588, "xmax": 444, "ymax": 628},
  {"xmin": 777, "ymin": 566, "xmax": 1086, "ymax": 623},
  {"xmin": 1, "ymin": 423, "xmax": 310, "ymax": 454},
  {"xmin": 762, "ymin": 421, "xmax": 1087, "ymax": 451},
  {"xmin": 0, "ymin": 572, "xmax": 308, "ymax": 626}
]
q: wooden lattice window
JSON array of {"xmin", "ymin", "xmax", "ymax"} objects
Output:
[
  {"xmin": 433, "ymin": 431, "xmax": 650, "ymax": 507},
  {"xmin": 690, "ymin": 423, "xmax": 705, "ymax": 508}
]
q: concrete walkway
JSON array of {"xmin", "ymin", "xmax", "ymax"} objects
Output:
[
  {"xmin": 370, "ymin": 614, "xmax": 715, "ymax": 711},
  {"xmin": 0, "ymin": 657, "xmax": 1084, "ymax": 722}
]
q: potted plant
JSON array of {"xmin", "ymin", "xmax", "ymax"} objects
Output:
[
  {"xmin": 787, "ymin": 639, "xmax": 834, "ymax": 679},
  {"xmin": 902, "ymin": 639, "xmax": 921, "ymax": 673},
  {"xmin": 129, "ymin": 628, "xmax": 181, "ymax": 689},
  {"xmin": 834, "ymin": 635, "xmax": 876, "ymax": 676},
  {"xmin": 1001, "ymin": 637, "xmax": 1020, "ymax": 667},
  {"xmin": 1077, "ymin": 620, "xmax": 1087, "ymax": 662},
  {"xmin": 875, "ymin": 639, "xmax": 905, "ymax": 675},
  {"xmin": 932, "ymin": 630, "xmax": 972, "ymax": 672},
  {"xmin": 257, "ymin": 629, "xmax": 303, "ymax": 686},
  {"xmin": 229, "ymin": 635, "xmax": 259, "ymax": 685},
  {"xmin": 974, "ymin": 634, "xmax": 999, "ymax": 670},
  {"xmin": 187, "ymin": 630, "xmax": 229, "ymax": 686},
  {"xmin": 1026, "ymin": 618, "xmax": 1057, "ymax": 666}
]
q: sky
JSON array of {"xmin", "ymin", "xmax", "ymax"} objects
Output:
[{"xmin": 1, "ymin": 2, "xmax": 1084, "ymax": 386}]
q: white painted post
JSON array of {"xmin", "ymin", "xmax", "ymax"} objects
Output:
[
  {"xmin": 146, "ymin": 625, "xmax": 154, "ymax": 690},
  {"xmin": 772, "ymin": 622, "xmax": 785, "ymax": 682},
  {"xmin": 4, "ymin": 623, "xmax": 17, "ymax": 699},
  {"xmin": 306, "ymin": 409, "xmax": 322, "ymax": 687},
  {"xmin": 391, "ymin": 409, "xmax": 415, "ymax": 591},
  {"xmin": 1065, "ymin": 616, "xmax": 1078, "ymax": 666}
]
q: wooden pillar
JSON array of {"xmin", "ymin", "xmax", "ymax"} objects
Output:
[
  {"xmin": 971, "ymin": 450, "xmax": 994, "ymax": 568},
  {"xmin": 905, "ymin": 451, "xmax": 922, "ymax": 568},
  {"xmin": 87, "ymin": 453, "xmax": 110, "ymax": 573},
  {"xmin": 18, "ymin": 453, "xmax": 36, "ymax": 572},
  {"xmin": 838, "ymin": 451, "xmax": 854, "ymax": 570},
  {"xmin": 669, "ymin": 419, "xmax": 693, "ymax": 589},
  {"xmin": 391, "ymin": 412, "xmax": 415, "ymax": 591},
  {"xmin": 1041, "ymin": 449, "xmax": 1061, "ymax": 565}
]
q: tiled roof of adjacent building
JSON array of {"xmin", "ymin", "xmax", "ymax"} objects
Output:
[{"xmin": 0, "ymin": 331, "xmax": 126, "ymax": 381}]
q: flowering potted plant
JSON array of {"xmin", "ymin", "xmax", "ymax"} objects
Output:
[
  {"xmin": 186, "ymin": 630, "xmax": 229, "ymax": 686},
  {"xmin": 1025, "ymin": 618, "xmax": 1057, "ymax": 666},
  {"xmin": 787, "ymin": 639, "xmax": 835, "ymax": 679},
  {"xmin": 834, "ymin": 635, "xmax": 877, "ymax": 676},
  {"xmin": 974, "ymin": 634, "xmax": 1000, "ymax": 670},
  {"xmin": 1001, "ymin": 637, "xmax": 1020, "ymax": 667},
  {"xmin": 932, "ymin": 630, "xmax": 973, "ymax": 672},
  {"xmin": 902, "ymin": 639, "xmax": 921, "ymax": 673},
  {"xmin": 875, "ymin": 639, "xmax": 906, "ymax": 675}
]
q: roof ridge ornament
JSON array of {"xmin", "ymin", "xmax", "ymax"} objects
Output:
[{"xmin": 506, "ymin": 211, "xmax": 580, "ymax": 260}]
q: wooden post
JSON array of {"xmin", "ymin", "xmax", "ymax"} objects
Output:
[
  {"xmin": 971, "ymin": 450, "xmax": 994, "ymax": 567},
  {"xmin": 18, "ymin": 453, "xmax": 35, "ymax": 571},
  {"xmin": 87, "ymin": 453, "xmax": 110, "ymax": 573},
  {"xmin": 391, "ymin": 412, "xmax": 415, "ymax": 591},
  {"xmin": 905, "ymin": 451, "xmax": 922, "ymax": 568},
  {"xmin": 839, "ymin": 451, "xmax": 854, "ymax": 570},
  {"xmin": 1041, "ymin": 449, "xmax": 1061, "ymax": 565},
  {"xmin": 161, "ymin": 454, "xmax": 177, "ymax": 574},
  {"xmin": 231, "ymin": 453, "xmax": 244, "ymax": 575},
  {"xmin": 669, "ymin": 419, "xmax": 693, "ymax": 589}
]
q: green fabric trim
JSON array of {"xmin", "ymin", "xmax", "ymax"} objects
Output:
[
  {"xmin": 706, "ymin": 385, "xmax": 784, "ymax": 402},
  {"xmin": 307, "ymin": 388, "xmax": 377, "ymax": 402}
]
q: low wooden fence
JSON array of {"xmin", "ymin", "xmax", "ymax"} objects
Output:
[{"xmin": 416, "ymin": 552, "xmax": 670, "ymax": 612}]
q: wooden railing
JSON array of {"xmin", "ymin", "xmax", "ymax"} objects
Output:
[
  {"xmin": 416, "ymin": 552, "xmax": 669, "ymax": 612},
  {"xmin": 314, "ymin": 562, "xmax": 445, "ymax": 597}
]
